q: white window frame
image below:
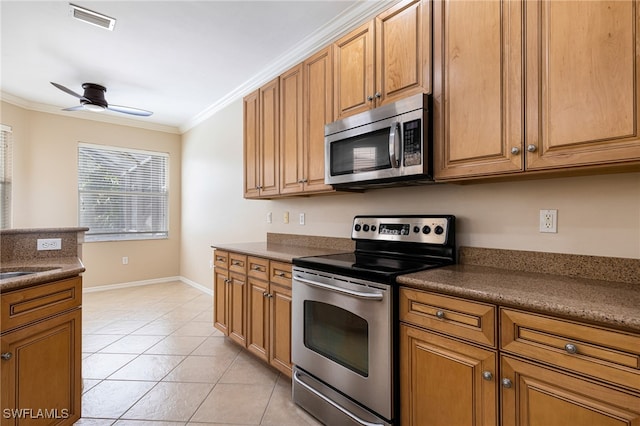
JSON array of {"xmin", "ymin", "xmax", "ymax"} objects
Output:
[
  {"xmin": 78, "ymin": 143, "xmax": 169, "ymax": 242},
  {"xmin": 1, "ymin": 124, "xmax": 13, "ymax": 229}
]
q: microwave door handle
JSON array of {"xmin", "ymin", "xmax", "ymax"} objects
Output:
[{"xmin": 389, "ymin": 122, "xmax": 401, "ymax": 168}]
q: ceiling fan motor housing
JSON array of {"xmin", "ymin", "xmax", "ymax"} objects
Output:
[{"xmin": 81, "ymin": 83, "xmax": 108, "ymax": 108}]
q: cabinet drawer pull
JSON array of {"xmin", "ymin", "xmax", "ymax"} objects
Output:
[
  {"xmin": 564, "ymin": 343, "xmax": 578, "ymax": 354},
  {"xmin": 482, "ymin": 371, "xmax": 493, "ymax": 381},
  {"xmin": 251, "ymin": 265, "xmax": 263, "ymax": 271},
  {"xmin": 215, "ymin": 256, "xmax": 225, "ymax": 262},
  {"xmin": 275, "ymin": 271, "xmax": 286, "ymax": 277},
  {"xmin": 231, "ymin": 260, "xmax": 243, "ymax": 266},
  {"xmin": 502, "ymin": 378, "xmax": 512, "ymax": 388},
  {"xmin": 435, "ymin": 310, "xmax": 445, "ymax": 319},
  {"xmin": 1, "ymin": 352, "xmax": 12, "ymax": 361}
]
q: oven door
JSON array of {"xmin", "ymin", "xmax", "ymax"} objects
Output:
[{"xmin": 292, "ymin": 267, "xmax": 393, "ymax": 422}]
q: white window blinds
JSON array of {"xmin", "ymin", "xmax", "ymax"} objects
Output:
[
  {"xmin": 78, "ymin": 143, "xmax": 169, "ymax": 242},
  {"xmin": 0, "ymin": 125, "xmax": 13, "ymax": 229}
]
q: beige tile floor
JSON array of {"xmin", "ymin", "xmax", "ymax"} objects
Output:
[{"xmin": 76, "ymin": 281, "xmax": 322, "ymax": 426}]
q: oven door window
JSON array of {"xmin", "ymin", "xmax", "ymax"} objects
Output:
[
  {"xmin": 330, "ymin": 127, "xmax": 391, "ymax": 176},
  {"xmin": 303, "ymin": 300, "xmax": 368, "ymax": 377}
]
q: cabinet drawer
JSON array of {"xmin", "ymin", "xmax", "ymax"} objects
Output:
[
  {"xmin": 400, "ymin": 287, "xmax": 496, "ymax": 347},
  {"xmin": 248, "ymin": 256, "xmax": 269, "ymax": 280},
  {"xmin": 270, "ymin": 261, "xmax": 292, "ymax": 288},
  {"xmin": 213, "ymin": 250, "xmax": 229, "ymax": 269},
  {"xmin": 229, "ymin": 253, "xmax": 247, "ymax": 274},
  {"xmin": 1, "ymin": 276, "xmax": 82, "ymax": 332},
  {"xmin": 501, "ymin": 308, "xmax": 640, "ymax": 391}
]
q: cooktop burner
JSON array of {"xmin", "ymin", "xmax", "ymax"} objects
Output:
[{"xmin": 293, "ymin": 215, "xmax": 456, "ymax": 284}]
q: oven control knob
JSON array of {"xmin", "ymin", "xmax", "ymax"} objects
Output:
[
  {"xmin": 435, "ymin": 226, "xmax": 444, "ymax": 235},
  {"xmin": 363, "ymin": 224, "xmax": 370, "ymax": 232},
  {"xmin": 371, "ymin": 225, "xmax": 376, "ymax": 232},
  {"xmin": 422, "ymin": 226, "xmax": 431, "ymax": 234},
  {"xmin": 413, "ymin": 226, "xmax": 420, "ymax": 233},
  {"xmin": 354, "ymin": 224, "xmax": 361, "ymax": 232}
]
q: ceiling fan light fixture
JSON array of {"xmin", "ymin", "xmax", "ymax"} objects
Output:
[
  {"xmin": 69, "ymin": 3, "xmax": 116, "ymax": 31},
  {"xmin": 83, "ymin": 103, "xmax": 106, "ymax": 112}
]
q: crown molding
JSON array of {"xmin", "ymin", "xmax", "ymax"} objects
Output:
[
  {"xmin": 180, "ymin": 0, "xmax": 397, "ymax": 133},
  {"xmin": 1, "ymin": 91, "xmax": 181, "ymax": 134}
]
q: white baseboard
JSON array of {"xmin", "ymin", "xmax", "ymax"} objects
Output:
[{"xmin": 83, "ymin": 276, "xmax": 212, "ymax": 296}]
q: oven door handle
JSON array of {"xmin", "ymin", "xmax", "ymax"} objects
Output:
[
  {"xmin": 294, "ymin": 276, "xmax": 384, "ymax": 301},
  {"xmin": 293, "ymin": 370, "xmax": 385, "ymax": 426}
]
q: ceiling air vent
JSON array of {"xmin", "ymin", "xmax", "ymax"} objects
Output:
[{"xmin": 69, "ymin": 4, "xmax": 116, "ymax": 31}]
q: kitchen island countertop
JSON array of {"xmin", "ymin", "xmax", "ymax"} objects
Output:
[
  {"xmin": 398, "ymin": 264, "xmax": 640, "ymax": 333},
  {"xmin": 0, "ymin": 257, "xmax": 86, "ymax": 292}
]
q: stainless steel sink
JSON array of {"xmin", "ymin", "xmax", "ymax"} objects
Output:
[{"xmin": 0, "ymin": 271, "xmax": 36, "ymax": 280}]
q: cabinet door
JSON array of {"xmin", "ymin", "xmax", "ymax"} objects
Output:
[
  {"xmin": 501, "ymin": 355, "xmax": 640, "ymax": 426},
  {"xmin": 269, "ymin": 282, "xmax": 292, "ymax": 377},
  {"xmin": 303, "ymin": 46, "xmax": 334, "ymax": 194},
  {"xmin": 243, "ymin": 90, "xmax": 260, "ymax": 198},
  {"xmin": 525, "ymin": 0, "xmax": 640, "ymax": 170},
  {"xmin": 279, "ymin": 64, "xmax": 304, "ymax": 195},
  {"xmin": 259, "ymin": 78, "xmax": 280, "ymax": 197},
  {"xmin": 433, "ymin": 0, "xmax": 524, "ymax": 179},
  {"xmin": 400, "ymin": 324, "xmax": 497, "ymax": 426},
  {"xmin": 246, "ymin": 277, "xmax": 269, "ymax": 362},
  {"xmin": 334, "ymin": 21, "xmax": 375, "ymax": 119},
  {"xmin": 1, "ymin": 309, "xmax": 81, "ymax": 426},
  {"xmin": 228, "ymin": 272, "xmax": 246, "ymax": 346},
  {"xmin": 376, "ymin": 0, "xmax": 430, "ymax": 105},
  {"xmin": 213, "ymin": 269, "xmax": 229, "ymax": 335}
]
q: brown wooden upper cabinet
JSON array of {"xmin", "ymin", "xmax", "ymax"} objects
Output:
[
  {"xmin": 279, "ymin": 47, "xmax": 334, "ymax": 196},
  {"xmin": 334, "ymin": 0, "xmax": 431, "ymax": 120},
  {"xmin": 433, "ymin": 0, "xmax": 640, "ymax": 180},
  {"xmin": 244, "ymin": 78, "xmax": 280, "ymax": 198}
]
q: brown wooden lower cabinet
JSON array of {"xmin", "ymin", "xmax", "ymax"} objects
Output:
[
  {"xmin": 214, "ymin": 250, "xmax": 292, "ymax": 377},
  {"xmin": 501, "ymin": 355, "xmax": 640, "ymax": 426},
  {"xmin": 400, "ymin": 324, "xmax": 498, "ymax": 426},
  {"xmin": 399, "ymin": 286, "xmax": 640, "ymax": 426},
  {"xmin": 1, "ymin": 277, "xmax": 82, "ymax": 426}
]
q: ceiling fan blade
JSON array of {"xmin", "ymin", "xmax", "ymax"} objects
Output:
[
  {"xmin": 107, "ymin": 104, "xmax": 153, "ymax": 117},
  {"xmin": 51, "ymin": 82, "xmax": 88, "ymax": 100},
  {"xmin": 62, "ymin": 105, "xmax": 86, "ymax": 111}
]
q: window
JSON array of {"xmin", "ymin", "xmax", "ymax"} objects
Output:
[
  {"xmin": 0, "ymin": 124, "xmax": 12, "ymax": 229},
  {"xmin": 78, "ymin": 143, "xmax": 169, "ymax": 242}
]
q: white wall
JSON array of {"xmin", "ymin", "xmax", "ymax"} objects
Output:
[
  {"xmin": 1, "ymin": 102, "xmax": 182, "ymax": 288},
  {"xmin": 180, "ymin": 99, "xmax": 640, "ymax": 291}
]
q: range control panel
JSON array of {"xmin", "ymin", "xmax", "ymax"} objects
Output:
[{"xmin": 351, "ymin": 215, "xmax": 454, "ymax": 245}]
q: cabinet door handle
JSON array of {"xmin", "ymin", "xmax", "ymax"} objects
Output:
[
  {"xmin": 374, "ymin": 92, "xmax": 381, "ymax": 99},
  {"xmin": 482, "ymin": 371, "xmax": 493, "ymax": 381},
  {"xmin": 527, "ymin": 144, "xmax": 538, "ymax": 153},
  {"xmin": 1, "ymin": 352, "xmax": 12, "ymax": 361},
  {"xmin": 502, "ymin": 378, "xmax": 513, "ymax": 388},
  {"xmin": 511, "ymin": 147, "xmax": 520, "ymax": 155},
  {"xmin": 564, "ymin": 343, "xmax": 578, "ymax": 354},
  {"xmin": 435, "ymin": 310, "xmax": 445, "ymax": 319},
  {"xmin": 367, "ymin": 95, "xmax": 374, "ymax": 101},
  {"xmin": 263, "ymin": 291, "xmax": 269, "ymax": 297}
]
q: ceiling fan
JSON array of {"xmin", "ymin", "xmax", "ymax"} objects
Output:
[{"xmin": 50, "ymin": 82, "xmax": 153, "ymax": 117}]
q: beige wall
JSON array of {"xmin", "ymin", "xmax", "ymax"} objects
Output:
[
  {"xmin": 1, "ymin": 102, "xmax": 182, "ymax": 288},
  {"xmin": 180, "ymin": 99, "xmax": 640, "ymax": 291}
]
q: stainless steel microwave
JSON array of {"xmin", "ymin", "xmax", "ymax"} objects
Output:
[{"xmin": 325, "ymin": 93, "xmax": 431, "ymax": 188}]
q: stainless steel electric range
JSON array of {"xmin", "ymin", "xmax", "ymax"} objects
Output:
[{"xmin": 291, "ymin": 215, "xmax": 456, "ymax": 426}]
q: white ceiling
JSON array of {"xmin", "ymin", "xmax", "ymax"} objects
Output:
[{"xmin": 1, "ymin": 0, "xmax": 391, "ymax": 133}]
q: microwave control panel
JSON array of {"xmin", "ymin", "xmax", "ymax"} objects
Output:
[{"xmin": 403, "ymin": 119, "xmax": 422, "ymax": 167}]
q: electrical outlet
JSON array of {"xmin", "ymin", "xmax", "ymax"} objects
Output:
[
  {"xmin": 539, "ymin": 209, "xmax": 558, "ymax": 233},
  {"xmin": 284, "ymin": 211, "xmax": 289, "ymax": 224},
  {"xmin": 299, "ymin": 213, "xmax": 305, "ymax": 225},
  {"xmin": 209, "ymin": 260, "xmax": 214, "ymax": 269},
  {"xmin": 267, "ymin": 212, "xmax": 272, "ymax": 224},
  {"xmin": 37, "ymin": 238, "xmax": 62, "ymax": 250},
  {"xmin": 122, "ymin": 256, "xmax": 129, "ymax": 265}
]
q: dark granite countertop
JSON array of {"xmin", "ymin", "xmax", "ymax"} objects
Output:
[
  {"xmin": 398, "ymin": 264, "xmax": 640, "ymax": 333},
  {"xmin": 0, "ymin": 257, "xmax": 86, "ymax": 292},
  {"xmin": 211, "ymin": 242, "xmax": 347, "ymax": 264}
]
